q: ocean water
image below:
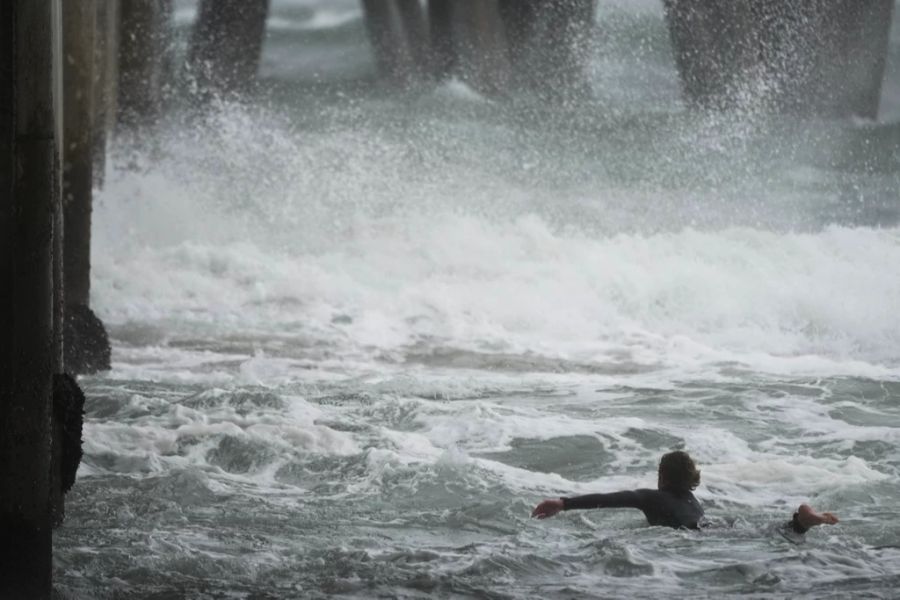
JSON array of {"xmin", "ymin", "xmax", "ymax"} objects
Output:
[{"xmin": 54, "ymin": 1, "xmax": 900, "ymax": 598}]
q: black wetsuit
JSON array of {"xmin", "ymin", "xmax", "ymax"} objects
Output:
[{"xmin": 562, "ymin": 488, "xmax": 704, "ymax": 529}]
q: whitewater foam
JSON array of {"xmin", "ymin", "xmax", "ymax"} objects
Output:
[{"xmin": 93, "ymin": 159, "xmax": 900, "ymax": 379}]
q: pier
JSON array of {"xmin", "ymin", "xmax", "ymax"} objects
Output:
[{"xmin": 0, "ymin": 1, "xmax": 895, "ymax": 596}]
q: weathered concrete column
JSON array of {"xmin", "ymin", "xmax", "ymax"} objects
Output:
[
  {"xmin": 187, "ymin": 0, "xmax": 270, "ymax": 99},
  {"xmin": 498, "ymin": 0, "xmax": 595, "ymax": 96},
  {"xmin": 498, "ymin": 0, "xmax": 541, "ymax": 89},
  {"xmin": 663, "ymin": 1, "xmax": 744, "ymax": 107},
  {"xmin": 428, "ymin": 0, "xmax": 456, "ymax": 80},
  {"xmin": 50, "ymin": 0, "xmax": 86, "ymax": 527},
  {"xmin": 52, "ymin": 0, "xmax": 65, "ymax": 379},
  {"xmin": 1, "ymin": 0, "xmax": 58, "ymax": 596},
  {"xmin": 63, "ymin": 0, "xmax": 111, "ymax": 376},
  {"xmin": 539, "ymin": 0, "xmax": 596, "ymax": 94},
  {"xmin": 50, "ymin": 373, "xmax": 86, "ymax": 527},
  {"xmin": 750, "ymin": 0, "xmax": 894, "ymax": 118},
  {"xmin": 664, "ymin": 0, "xmax": 894, "ymax": 118},
  {"xmin": 50, "ymin": 0, "xmax": 67, "ymax": 530},
  {"xmin": 842, "ymin": 0, "xmax": 893, "ymax": 119},
  {"xmin": 92, "ymin": 0, "xmax": 121, "ymax": 188},
  {"xmin": 361, "ymin": 0, "xmax": 417, "ymax": 84},
  {"xmin": 396, "ymin": 0, "xmax": 432, "ymax": 77},
  {"xmin": 118, "ymin": 0, "xmax": 172, "ymax": 129},
  {"xmin": 451, "ymin": 0, "xmax": 512, "ymax": 95},
  {"xmin": 63, "ymin": 0, "xmax": 96, "ymax": 312}
]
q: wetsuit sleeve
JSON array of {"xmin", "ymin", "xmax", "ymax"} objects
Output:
[
  {"xmin": 789, "ymin": 512, "xmax": 809, "ymax": 534},
  {"xmin": 561, "ymin": 491, "xmax": 645, "ymax": 511}
]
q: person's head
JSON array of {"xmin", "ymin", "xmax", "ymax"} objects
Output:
[{"xmin": 657, "ymin": 450, "xmax": 700, "ymax": 492}]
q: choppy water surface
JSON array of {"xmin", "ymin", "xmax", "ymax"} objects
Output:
[{"xmin": 54, "ymin": 1, "xmax": 900, "ymax": 598}]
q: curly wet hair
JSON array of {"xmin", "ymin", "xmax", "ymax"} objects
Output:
[{"xmin": 658, "ymin": 450, "xmax": 701, "ymax": 492}]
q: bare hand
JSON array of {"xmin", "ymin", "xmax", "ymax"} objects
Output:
[
  {"xmin": 532, "ymin": 498, "xmax": 564, "ymax": 519},
  {"xmin": 797, "ymin": 503, "xmax": 840, "ymax": 528}
]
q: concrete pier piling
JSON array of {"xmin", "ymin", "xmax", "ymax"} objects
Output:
[
  {"xmin": 51, "ymin": 373, "xmax": 86, "ymax": 527},
  {"xmin": 62, "ymin": 0, "xmax": 96, "ymax": 313},
  {"xmin": 498, "ymin": 0, "xmax": 541, "ymax": 89},
  {"xmin": 188, "ymin": 0, "xmax": 271, "ymax": 99},
  {"xmin": 396, "ymin": 0, "xmax": 432, "ymax": 77},
  {"xmin": 52, "ymin": 0, "xmax": 65, "ymax": 379},
  {"xmin": 1, "ymin": 0, "xmax": 58, "ymax": 596},
  {"xmin": 118, "ymin": 0, "xmax": 172, "ymax": 129},
  {"xmin": 451, "ymin": 0, "xmax": 512, "ymax": 95},
  {"xmin": 51, "ymin": 0, "xmax": 67, "ymax": 530},
  {"xmin": 498, "ymin": 0, "xmax": 595, "ymax": 96},
  {"xmin": 63, "ymin": 0, "xmax": 111, "ymax": 376},
  {"xmin": 538, "ymin": 0, "xmax": 596, "ymax": 94},
  {"xmin": 361, "ymin": 0, "xmax": 417, "ymax": 84},
  {"xmin": 363, "ymin": 0, "xmax": 596, "ymax": 96},
  {"xmin": 92, "ymin": 0, "xmax": 121, "ymax": 189},
  {"xmin": 428, "ymin": 0, "xmax": 456, "ymax": 80},
  {"xmin": 751, "ymin": 0, "xmax": 894, "ymax": 118},
  {"xmin": 664, "ymin": 0, "xmax": 894, "ymax": 118}
]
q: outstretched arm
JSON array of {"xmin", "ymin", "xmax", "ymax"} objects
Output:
[
  {"xmin": 790, "ymin": 503, "xmax": 839, "ymax": 534},
  {"xmin": 531, "ymin": 491, "xmax": 645, "ymax": 519}
]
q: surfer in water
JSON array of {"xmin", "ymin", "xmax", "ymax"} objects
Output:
[{"xmin": 531, "ymin": 450, "xmax": 839, "ymax": 535}]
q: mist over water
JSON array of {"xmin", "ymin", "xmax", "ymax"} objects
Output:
[{"xmin": 55, "ymin": 1, "xmax": 900, "ymax": 598}]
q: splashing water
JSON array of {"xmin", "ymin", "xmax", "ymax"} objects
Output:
[{"xmin": 55, "ymin": 1, "xmax": 900, "ymax": 598}]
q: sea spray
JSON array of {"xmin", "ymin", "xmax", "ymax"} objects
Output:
[{"xmin": 56, "ymin": 1, "xmax": 900, "ymax": 597}]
